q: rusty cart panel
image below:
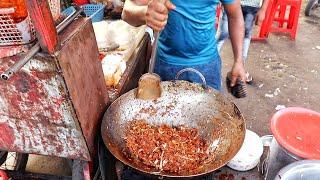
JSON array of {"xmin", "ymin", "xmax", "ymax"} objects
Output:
[
  {"xmin": 0, "ymin": 54, "xmax": 90, "ymax": 160},
  {"xmin": 0, "ymin": 18, "xmax": 108, "ymax": 161}
]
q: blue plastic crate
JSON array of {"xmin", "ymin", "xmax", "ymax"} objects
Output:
[
  {"xmin": 83, "ymin": 4, "xmax": 105, "ymax": 22},
  {"xmin": 62, "ymin": 6, "xmax": 76, "ymax": 17},
  {"xmin": 62, "ymin": 4, "xmax": 105, "ymax": 22}
]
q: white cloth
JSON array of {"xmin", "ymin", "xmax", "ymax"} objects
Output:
[{"xmin": 241, "ymin": 0, "xmax": 262, "ymax": 8}]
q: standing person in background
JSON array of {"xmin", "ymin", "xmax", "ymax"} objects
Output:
[
  {"xmin": 122, "ymin": 0, "xmax": 247, "ymax": 91},
  {"xmin": 217, "ymin": 0, "xmax": 269, "ymax": 83}
]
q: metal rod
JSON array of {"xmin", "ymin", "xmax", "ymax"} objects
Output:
[
  {"xmin": 1, "ymin": 7, "xmax": 83, "ymax": 81},
  {"xmin": 1, "ymin": 43, "xmax": 40, "ymax": 80},
  {"xmin": 148, "ymin": 32, "xmax": 159, "ymax": 73},
  {"xmin": 56, "ymin": 6, "xmax": 83, "ymax": 33}
]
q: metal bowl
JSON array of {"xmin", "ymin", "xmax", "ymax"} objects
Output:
[{"xmin": 275, "ymin": 160, "xmax": 320, "ymax": 180}]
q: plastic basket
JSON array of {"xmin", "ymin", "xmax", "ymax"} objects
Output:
[
  {"xmin": 62, "ymin": 4, "xmax": 105, "ymax": 22},
  {"xmin": 83, "ymin": 4, "xmax": 105, "ymax": 22},
  {"xmin": 0, "ymin": 0, "xmax": 60, "ymax": 47},
  {"xmin": 0, "ymin": 8, "xmax": 36, "ymax": 46},
  {"xmin": 62, "ymin": 6, "xmax": 76, "ymax": 17}
]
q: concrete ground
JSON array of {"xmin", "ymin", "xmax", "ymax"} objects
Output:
[
  {"xmin": 220, "ymin": 4, "xmax": 320, "ymax": 136},
  {"xmin": 24, "ymin": 3, "xmax": 320, "ymax": 178}
]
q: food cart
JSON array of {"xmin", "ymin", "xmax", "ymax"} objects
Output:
[{"xmin": 0, "ymin": 0, "xmax": 113, "ymax": 178}]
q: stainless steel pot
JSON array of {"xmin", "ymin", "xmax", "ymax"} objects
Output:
[
  {"xmin": 265, "ymin": 137, "xmax": 303, "ymax": 180},
  {"xmin": 275, "ymin": 160, "xmax": 320, "ymax": 180}
]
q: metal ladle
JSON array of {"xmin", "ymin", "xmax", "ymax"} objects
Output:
[{"xmin": 136, "ymin": 32, "xmax": 162, "ymax": 100}]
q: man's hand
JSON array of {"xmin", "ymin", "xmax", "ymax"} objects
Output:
[
  {"xmin": 255, "ymin": 9, "xmax": 266, "ymax": 26},
  {"xmin": 223, "ymin": 0, "xmax": 245, "ymax": 86},
  {"xmin": 230, "ymin": 61, "xmax": 246, "ymax": 87},
  {"xmin": 146, "ymin": 0, "xmax": 175, "ymax": 31}
]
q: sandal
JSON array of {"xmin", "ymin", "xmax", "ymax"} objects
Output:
[{"xmin": 245, "ymin": 72, "xmax": 253, "ymax": 84}]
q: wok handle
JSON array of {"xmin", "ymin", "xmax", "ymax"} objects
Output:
[{"xmin": 174, "ymin": 68, "xmax": 208, "ymax": 89}]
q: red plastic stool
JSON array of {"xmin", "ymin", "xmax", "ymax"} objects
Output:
[
  {"xmin": 253, "ymin": 0, "xmax": 302, "ymax": 40},
  {"xmin": 73, "ymin": 0, "xmax": 89, "ymax": 5}
]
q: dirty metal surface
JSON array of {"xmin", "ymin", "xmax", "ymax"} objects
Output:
[
  {"xmin": 57, "ymin": 18, "xmax": 109, "ymax": 157},
  {"xmin": 102, "ymin": 80, "xmax": 245, "ymax": 177},
  {"xmin": 0, "ymin": 54, "xmax": 90, "ymax": 160}
]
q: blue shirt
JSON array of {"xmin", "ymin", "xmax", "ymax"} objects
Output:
[{"xmin": 157, "ymin": 0, "xmax": 234, "ymax": 66}]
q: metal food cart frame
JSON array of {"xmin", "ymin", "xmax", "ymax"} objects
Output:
[{"xmin": 0, "ymin": 0, "xmax": 110, "ymax": 179}]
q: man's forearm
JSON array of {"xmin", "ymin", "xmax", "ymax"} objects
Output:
[
  {"xmin": 122, "ymin": 0, "xmax": 148, "ymax": 27},
  {"xmin": 227, "ymin": 9, "xmax": 244, "ymax": 63},
  {"xmin": 223, "ymin": 0, "xmax": 245, "ymax": 63}
]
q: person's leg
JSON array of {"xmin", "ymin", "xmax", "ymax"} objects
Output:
[
  {"xmin": 216, "ymin": 11, "xmax": 229, "ymax": 53},
  {"xmin": 241, "ymin": 6, "xmax": 259, "ymax": 83},
  {"xmin": 241, "ymin": 6, "xmax": 259, "ymax": 63}
]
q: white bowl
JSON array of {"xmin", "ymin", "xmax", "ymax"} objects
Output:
[{"xmin": 227, "ymin": 129, "xmax": 264, "ymax": 171}]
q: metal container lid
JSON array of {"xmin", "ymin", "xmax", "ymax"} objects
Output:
[
  {"xmin": 270, "ymin": 107, "xmax": 320, "ymax": 159},
  {"xmin": 274, "ymin": 160, "xmax": 320, "ymax": 180}
]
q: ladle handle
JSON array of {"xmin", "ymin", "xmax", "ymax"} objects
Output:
[
  {"xmin": 148, "ymin": 32, "xmax": 159, "ymax": 73},
  {"xmin": 174, "ymin": 68, "xmax": 208, "ymax": 89}
]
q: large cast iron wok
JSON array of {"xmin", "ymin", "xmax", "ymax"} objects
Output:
[{"xmin": 101, "ymin": 68, "xmax": 245, "ymax": 178}]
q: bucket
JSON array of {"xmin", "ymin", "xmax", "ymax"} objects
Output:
[
  {"xmin": 265, "ymin": 138, "xmax": 303, "ymax": 180},
  {"xmin": 266, "ymin": 107, "xmax": 320, "ymax": 180}
]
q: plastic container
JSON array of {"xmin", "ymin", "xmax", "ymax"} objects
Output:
[
  {"xmin": 0, "ymin": 0, "xmax": 28, "ymax": 23},
  {"xmin": 62, "ymin": 6, "xmax": 76, "ymax": 17},
  {"xmin": 0, "ymin": 0, "xmax": 60, "ymax": 47},
  {"xmin": 227, "ymin": 129, "xmax": 264, "ymax": 171},
  {"xmin": 83, "ymin": 4, "xmax": 105, "ymax": 22},
  {"xmin": 62, "ymin": 4, "xmax": 105, "ymax": 22},
  {"xmin": 0, "ymin": 8, "xmax": 35, "ymax": 46},
  {"xmin": 265, "ymin": 107, "xmax": 320, "ymax": 180}
]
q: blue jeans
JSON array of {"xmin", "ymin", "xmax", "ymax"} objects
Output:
[
  {"xmin": 217, "ymin": 6, "xmax": 259, "ymax": 62},
  {"xmin": 154, "ymin": 58, "xmax": 222, "ymax": 91}
]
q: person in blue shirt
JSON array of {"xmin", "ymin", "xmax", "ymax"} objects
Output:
[{"xmin": 122, "ymin": 0, "xmax": 246, "ymax": 90}]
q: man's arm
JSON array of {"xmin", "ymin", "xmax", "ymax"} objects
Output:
[
  {"xmin": 223, "ymin": 0, "xmax": 246, "ymax": 85},
  {"xmin": 256, "ymin": 0, "xmax": 270, "ymax": 25},
  {"xmin": 122, "ymin": 0, "xmax": 175, "ymax": 31},
  {"xmin": 122, "ymin": 0, "xmax": 148, "ymax": 27}
]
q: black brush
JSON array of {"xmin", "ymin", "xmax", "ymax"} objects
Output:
[{"xmin": 226, "ymin": 72, "xmax": 247, "ymax": 98}]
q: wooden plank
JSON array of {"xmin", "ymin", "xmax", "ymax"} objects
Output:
[{"xmin": 57, "ymin": 18, "xmax": 109, "ymax": 157}]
